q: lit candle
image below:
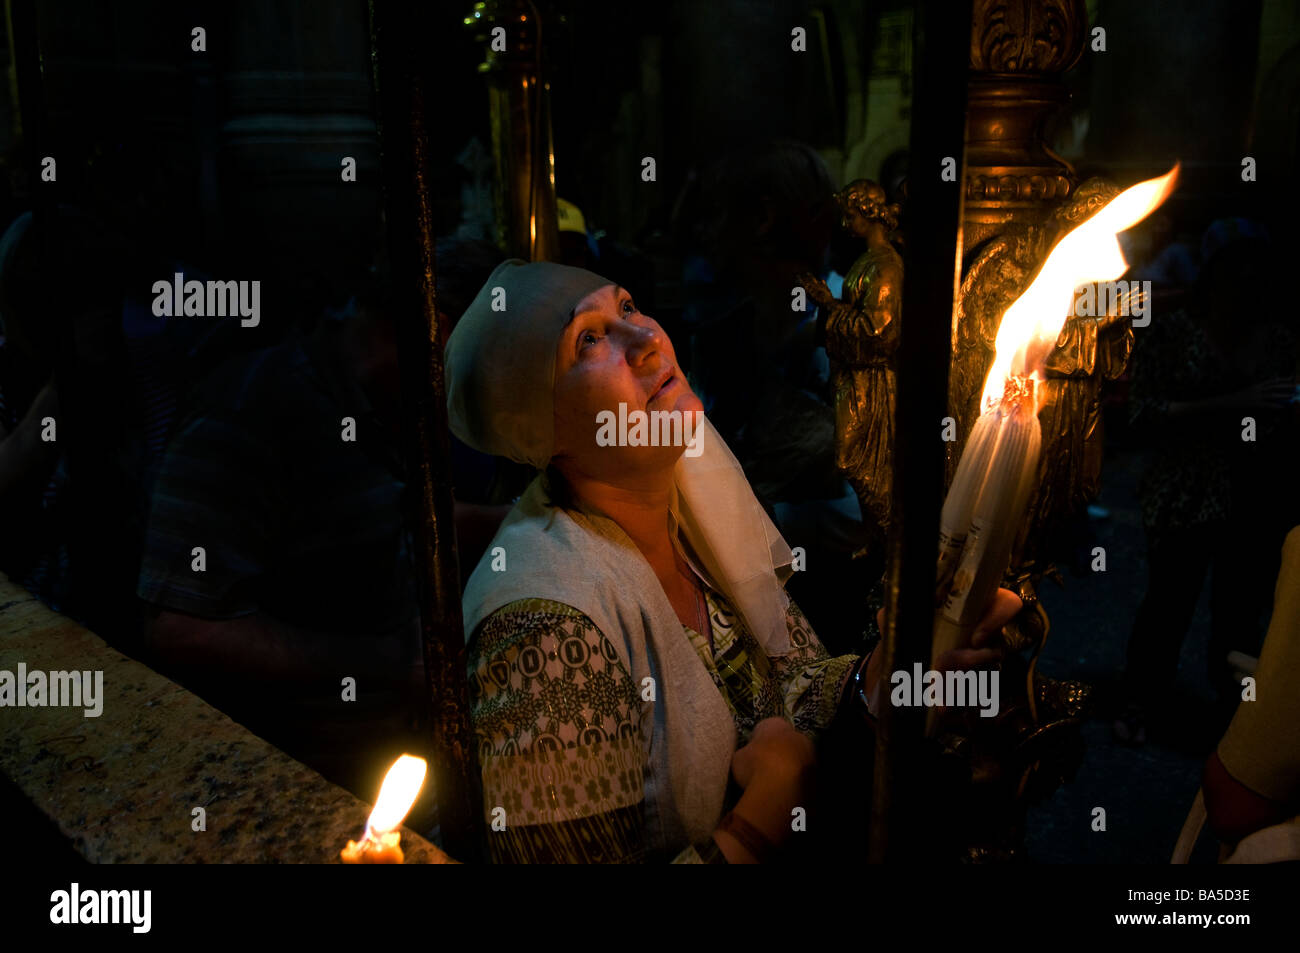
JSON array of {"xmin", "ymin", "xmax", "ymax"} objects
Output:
[
  {"xmin": 340, "ymin": 754, "xmax": 428, "ymax": 864},
  {"xmin": 934, "ymin": 375, "xmax": 1041, "ymax": 664},
  {"xmin": 931, "ymin": 165, "xmax": 1181, "ymax": 728}
]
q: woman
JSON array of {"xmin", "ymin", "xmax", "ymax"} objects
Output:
[{"xmin": 446, "ymin": 259, "xmax": 1017, "ymax": 863}]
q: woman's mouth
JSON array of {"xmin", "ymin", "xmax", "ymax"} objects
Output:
[{"xmin": 651, "ymin": 374, "xmax": 678, "ymax": 402}]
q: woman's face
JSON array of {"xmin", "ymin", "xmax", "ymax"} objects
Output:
[{"xmin": 552, "ymin": 283, "xmax": 703, "ymax": 483}]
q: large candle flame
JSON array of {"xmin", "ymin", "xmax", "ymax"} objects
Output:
[
  {"xmin": 365, "ymin": 754, "xmax": 427, "ymax": 837},
  {"xmin": 979, "ymin": 164, "xmax": 1180, "ymax": 409}
]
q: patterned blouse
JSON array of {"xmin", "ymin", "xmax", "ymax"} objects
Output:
[{"xmin": 467, "ymin": 587, "xmax": 858, "ymax": 863}]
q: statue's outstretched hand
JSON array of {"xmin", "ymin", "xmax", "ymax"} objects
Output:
[{"xmin": 795, "ymin": 271, "xmax": 834, "ymax": 308}]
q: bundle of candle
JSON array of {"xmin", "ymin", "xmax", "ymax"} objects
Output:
[
  {"xmin": 340, "ymin": 754, "xmax": 427, "ymax": 864},
  {"xmin": 934, "ymin": 375, "xmax": 1042, "ymax": 662},
  {"xmin": 931, "ymin": 164, "xmax": 1181, "ymax": 689}
]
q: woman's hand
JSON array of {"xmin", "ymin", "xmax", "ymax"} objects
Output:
[
  {"xmin": 717, "ymin": 717, "xmax": 815, "ymax": 862},
  {"xmin": 869, "ymin": 587, "xmax": 1023, "ymax": 687},
  {"xmin": 730, "ymin": 716, "xmax": 815, "ymax": 792},
  {"xmin": 934, "ymin": 587, "xmax": 1022, "ymax": 673}
]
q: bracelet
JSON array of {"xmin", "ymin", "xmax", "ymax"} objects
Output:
[
  {"xmin": 717, "ymin": 810, "xmax": 779, "ymax": 864},
  {"xmin": 841, "ymin": 648, "xmax": 879, "ymax": 720},
  {"xmin": 695, "ymin": 837, "xmax": 729, "ymax": 864}
]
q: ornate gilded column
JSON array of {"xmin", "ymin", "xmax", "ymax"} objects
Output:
[
  {"xmin": 963, "ymin": 0, "xmax": 1085, "ymax": 251},
  {"xmin": 943, "ymin": 3, "xmax": 1112, "ymax": 860},
  {"xmin": 464, "ymin": 0, "xmax": 560, "ymax": 263},
  {"xmin": 948, "ymin": 0, "xmax": 1089, "ymax": 475},
  {"xmin": 950, "ymin": 0, "xmax": 1136, "ymax": 606}
]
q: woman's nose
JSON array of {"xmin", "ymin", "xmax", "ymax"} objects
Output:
[{"xmin": 622, "ymin": 320, "xmax": 664, "ymax": 363}]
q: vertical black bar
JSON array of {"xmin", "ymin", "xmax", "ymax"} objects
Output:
[
  {"xmin": 9, "ymin": 0, "xmax": 43, "ymax": 207},
  {"xmin": 367, "ymin": 0, "xmax": 483, "ymax": 862},
  {"xmin": 869, "ymin": 0, "xmax": 970, "ymax": 864},
  {"xmin": 8, "ymin": 0, "xmax": 49, "ymax": 429},
  {"xmin": 13, "ymin": 0, "xmax": 138, "ymax": 642}
]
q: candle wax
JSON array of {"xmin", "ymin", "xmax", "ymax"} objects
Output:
[{"xmin": 340, "ymin": 829, "xmax": 404, "ymax": 864}]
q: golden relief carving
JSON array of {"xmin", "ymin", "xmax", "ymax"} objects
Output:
[
  {"xmin": 965, "ymin": 172, "xmax": 1072, "ymax": 203},
  {"xmin": 947, "ymin": 179, "xmax": 1134, "ymax": 582},
  {"xmin": 970, "ymin": 0, "xmax": 1087, "ymax": 73},
  {"xmin": 1016, "ymin": 179, "xmax": 1134, "ymax": 575}
]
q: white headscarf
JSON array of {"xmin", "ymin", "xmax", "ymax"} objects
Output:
[{"xmin": 445, "ymin": 258, "xmax": 793, "ymax": 655}]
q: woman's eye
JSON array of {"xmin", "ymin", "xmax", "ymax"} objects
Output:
[
  {"xmin": 580, "ymin": 330, "xmax": 600, "ymax": 348},
  {"xmin": 622, "ymin": 299, "xmax": 636, "ymax": 315}
]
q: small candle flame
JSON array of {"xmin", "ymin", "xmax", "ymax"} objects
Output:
[
  {"xmin": 364, "ymin": 754, "xmax": 427, "ymax": 838},
  {"xmin": 979, "ymin": 164, "xmax": 1180, "ymax": 409}
]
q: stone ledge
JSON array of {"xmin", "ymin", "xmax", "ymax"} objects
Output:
[{"xmin": 0, "ymin": 574, "xmax": 454, "ymax": 864}]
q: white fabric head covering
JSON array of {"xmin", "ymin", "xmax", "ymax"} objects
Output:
[{"xmin": 445, "ymin": 258, "xmax": 793, "ymax": 655}]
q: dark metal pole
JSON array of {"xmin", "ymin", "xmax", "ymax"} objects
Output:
[
  {"xmin": 869, "ymin": 0, "xmax": 970, "ymax": 864},
  {"xmin": 368, "ymin": 0, "xmax": 483, "ymax": 862}
]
